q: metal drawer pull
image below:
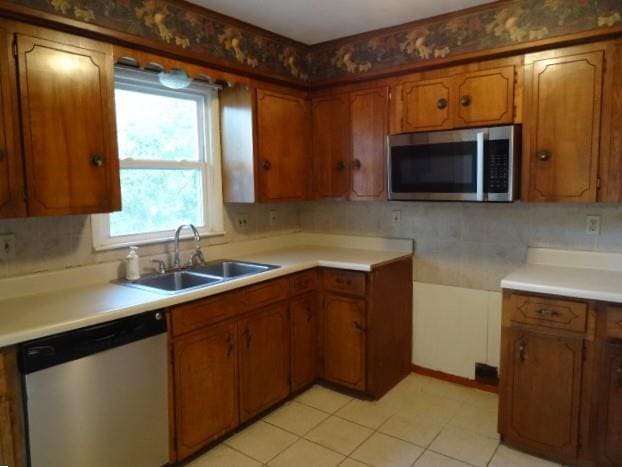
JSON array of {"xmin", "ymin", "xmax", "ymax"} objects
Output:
[
  {"xmin": 352, "ymin": 159, "xmax": 362, "ymax": 170},
  {"xmin": 336, "ymin": 160, "xmax": 346, "ymax": 171},
  {"xmin": 537, "ymin": 309, "xmax": 560, "ymax": 317},
  {"xmin": 518, "ymin": 338, "xmax": 526, "ymax": 363},
  {"xmin": 460, "ymin": 95, "xmax": 471, "ymax": 106},
  {"xmin": 262, "ymin": 160, "xmax": 271, "ymax": 170},
  {"xmin": 436, "ymin": 98, "xmax": 447, "ymax": 109},
  {"xmin": 537, "ymin": 150, "xmax": 550, "ymax": 162}
]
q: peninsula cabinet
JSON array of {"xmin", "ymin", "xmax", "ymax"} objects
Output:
[
  {"xmin": 167, "ymin": 260, "xmax": 412, "ymax": 462},
  {"xmin": 399, "ymin": 65, "xmax": 515, "ymax": 132},
  {"xmin": 311, "ymin": 86, "xmax": 389, "ymax": 200},
  {"xmin": 499, "ymin": 291, "xmax": 622, "ymax": 466},
  {"xmin": 220, "ymin": 85, "xmax": 312, "ymax": 203},
  {"xmin": 0, "ymin": 20, "xmax": 121, "ymax": 218}
]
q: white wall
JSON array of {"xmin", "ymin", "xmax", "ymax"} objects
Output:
[{"xmin": 412, "ymin": 281, "xmax": 502, "ymax": 379}]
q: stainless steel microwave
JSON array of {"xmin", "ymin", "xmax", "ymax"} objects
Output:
[{"xmin": 388, "ymin": 125, "xmax": 520, "ymax": 202}]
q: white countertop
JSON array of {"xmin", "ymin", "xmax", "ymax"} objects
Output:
[
  {"xmin": 501, "ymin": 248, "xmax": 622, "ymax": 303},
  {"xmin": 0, "ymin": 235, "xmax": 412, "ymax": 347}
]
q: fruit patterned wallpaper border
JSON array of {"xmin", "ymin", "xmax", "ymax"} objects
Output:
[{"xmin": 4, "ymin": 0, "xmax": 622, "ymax": 84}]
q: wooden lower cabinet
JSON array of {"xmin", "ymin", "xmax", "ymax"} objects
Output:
[
  {"xmin": 172, "ymin": 321, "xmax": 238, "ymax": 459},
  {"xmin": 499, "ymin": 327, "xmax": 583, "ymax": 462},
  {"xmin": 238, "ymin": 304, "xmax": 290, "ymax": 422},
  {"xmin": 323, "ymin": 293, "xmax": 367, "ymax": 391},
  {"xmin": 594, "ymin": 341, "xmax": 622, "ymax": 466},
  {"xmin": 290, "ymin": 292, "xmax": 319, "ymax": 392}
]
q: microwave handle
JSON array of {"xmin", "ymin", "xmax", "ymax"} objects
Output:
[{"xmin": 476, "ymin": 132, "xmax": 486, "ymax": 201}]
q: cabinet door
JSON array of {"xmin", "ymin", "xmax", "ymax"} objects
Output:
[
  {"xmin": 454, "ymin": 66, "xmax": 514, "ymax": 127},
  {"xmin": 312, "ymin": 95, "xmax": 350, "ymax": 198},
  {"xmin": 499, "ymin": 328, "xmax": 583, "ymax": 462},
  {"xmin": 323, "ymin": 293, "xmax": 366, "ymax": 391},
  {"xmin": 16, "ymin": 31, "xmax": 120, "ymax": 216},
  {"xmin": 0, "ymin": 28, "xmax": 25, "ymax": 218},
  {"xmin": 238, "ymin": 304, "xmax": 290, "ymax": 422},
  {"xmin": 173, "ymin": 322, "xmax": 238, "ymax": 460},
  {"xmin": 257, "ymin": 89, "xmax": 311, "ymax": 201},
  {"xmin": 524, "ymin": 49, "xmax": 603, "ymax": 202},
  {"xmin": 350, "ymin": 87, "xmax": 388, "ymax": 200},
  {"xmin": 595, "ymin": 342, "xmax": 622, "ymax": 466},
  {"xmin": 402, "ymin": 79, "xmax": 452, "ymax": 132},
  {"xmin": 290, "ymin": 293, "xmax": 318, "ymax": 392}
]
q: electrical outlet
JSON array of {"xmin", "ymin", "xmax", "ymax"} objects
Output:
[
  {"xmin": 585, "ymin": 215, "xmax": 601, "ymax": 235},
  {"xmin": 0, "ymin": 234, "xmax": 15, "ymax": 259},
  {"xmin": 235, "ymin": 214, "xmax": 249, "ymax": 230},
  {"xmin": 391, "ymin": 210, "xmax": 401, "ymax": 228},
  {"xmin": 269, "ymin": 210, "xmax": 277, "ymax": 227}
]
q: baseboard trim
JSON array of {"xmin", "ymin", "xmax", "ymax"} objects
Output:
[{"xmin": 412, "ymin": 364, "xmax": 498, "ymax": 394}]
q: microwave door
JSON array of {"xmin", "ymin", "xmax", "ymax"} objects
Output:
[{"xmin": 388, "ymin": 136, "xmax": 479, "ymax": 201}]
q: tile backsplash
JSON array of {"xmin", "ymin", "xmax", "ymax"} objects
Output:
[
  {"xmin": 300, "ymin": 201, "xmax": 622, "ymax": 291},
  {"xmin": 0, "ymin": 203, "xmax": 301, "ymax": 278},
  {"xmin": 1, "ymin": 201, "xmax": 622, "ymax": 291}
]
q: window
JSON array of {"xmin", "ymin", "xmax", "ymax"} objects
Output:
[{"xmin": 92, "ymin": 67, "xmax": 224, "ymax": 250}]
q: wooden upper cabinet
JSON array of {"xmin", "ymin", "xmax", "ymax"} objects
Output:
[
  {"xmin": 401, "ymin": 78, "xmax": 452, "ymax": 132},
  {"xmin": 290, "ymin": 292, "xmax": 319, "ymax": 392},
  {"xmin": 256, "ymin": 89, "xmax": 311, "ymax": 202},
  {"xmin": 350, "ymin": 87, "xmax": 388, "ymax": 200},
  {"xmin": 312, "ymin": 95, "xmax": 350, "ymax": 198},
  {"xmin": 595, "ymin": 341, "xmax": 622, "ymax": 466},
  {"xmin": 238, "ymin": 304, "xmax": 290, "ymax": 422},
  {"xmin": 0, "ymin": 28, "xmax": 25, "ymax": 219},
  {"xmin": 499, "ymin": 327, "xmax": 583, "ymax": 462},
  {"xmin": 323, "ymin": 293, "xmax": 366, "ymax": 391},
  {"xmin": 172, "ymin": 322, "xmax": 238, "ymax": 460},
  {"xmin": 454, "ymin": 66, "xmax": 514, "ymax": 127},
  {"xmin": 523, "ymin": 47, "xmax": 604, "ymax": 202},
  {"xmin": 15, "ymin": 30, "xmax": 120, "ymax": 216}
]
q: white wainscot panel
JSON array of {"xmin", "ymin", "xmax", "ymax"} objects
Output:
[{"xmin": 412, "ymin": 282, "xmax": 501, "ymax": 379}]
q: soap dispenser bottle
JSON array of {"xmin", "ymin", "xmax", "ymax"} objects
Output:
[{"xmin": 125, "ymin": 246, "xmax": 140, "ymax": 281}]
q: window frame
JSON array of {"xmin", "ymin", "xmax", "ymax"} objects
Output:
[{"xmin": 92, "ymin": 67, "xmax": 225, "ymax": 251}]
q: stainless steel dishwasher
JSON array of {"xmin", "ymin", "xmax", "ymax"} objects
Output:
[{"xmin": 19, "ymin": 310, "xmax": 169, "ymax": 467}]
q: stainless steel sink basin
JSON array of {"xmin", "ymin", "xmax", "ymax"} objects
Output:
[
  {"xmin": 189, "ymin": 260, "xmax": 276, "ymax": 279},
  {"xmin": 120, "ymin": 260, "xmax": 279, "ymax": 294},
  {"xmin": 127, "ymin": 271, "xmax": 222, "ymax": 294}
]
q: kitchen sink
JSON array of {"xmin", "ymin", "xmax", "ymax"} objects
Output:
[
  {"xmin": 189, "ymin": 260, "xmax": 276, "ymax": 278},
  {"xmin": 121, "ymin": 260, "xmax": 279, "ymax": 294},
  {"xmin": 128, "ymin": 271, "xmax": 223, "ymax": 294}
]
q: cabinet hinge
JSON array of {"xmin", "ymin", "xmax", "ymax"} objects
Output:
[
  {"xmin": 388, "ymin": 91, "xmax": 392, "ymax": 101},
  {"xmin": 12, "ymin": 39, "xmax": 17, "ymax": 58},
  {"xmin": 582, "ymin": 341, "xmax": 588, "ymax": 362},
  {"xmin": 596, "ymin": 177, "xmax": 601, "ymax": 189},
  {"xmin": 23, "ymin": 188, "xmax": 28, "ymax": 202}
]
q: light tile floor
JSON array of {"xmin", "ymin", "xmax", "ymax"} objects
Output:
[{"xmin": 186, "ymin": 373, "xmax": 562, "ymax": 467}]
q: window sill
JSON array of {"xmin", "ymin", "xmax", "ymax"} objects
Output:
[{"xmin": 92, "ymin": 230, "xmax": 226, "ymax": 252}]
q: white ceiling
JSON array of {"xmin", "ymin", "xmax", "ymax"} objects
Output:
[{"xmin": 189, "ymin": 0, "xmax": 493, "ymax": 45}]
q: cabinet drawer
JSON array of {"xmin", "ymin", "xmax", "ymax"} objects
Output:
[
  {"xmin": 606, "ymin": 307, "xmax": 622, "ymax": 339},
  {"xmin": 289, "ymin": 270, "xmax": 317, "ymax": 296},
  {"xmin": 171, "ymin": 292, "xmax": 240, "ymax": 337},
  {"xmin": 323, "ymin": 269, "xmax": 366, "ymax": 296},
  {"xmin": 239, "ymin": 278, "xmax": 289, "ymax": 310},
  {"xmin": 506, "ymin": 293, "xmax": 587, "ymax": 333}
]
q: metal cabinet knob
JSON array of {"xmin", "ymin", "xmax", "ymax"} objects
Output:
[
  {"xmin": 436, "ymin": 98, "xmax": 448, "ymax": 110},
  {"xmin": 262, "ymin": 160, "xmax": 271, "ymax": 170},
  {"xmin": 352, "ymin": 158, "xmax": 362, "ymax": 170},
  {"xmin": 518, "ymin": 337, "xmax": 527, "ymax": 363},
  {"xmin": 460, "ymin": 95, "xmax": 471, "ymax": 106},
  {"xmin": 336, "ymin": 160, "xmax": 346, "ymax": 171},
  {"xmin": 91, "ymin": 153, "xmax": 104, "ymax": 167},
  {"xmin": 537, "ymin": 151, "xmax": 550, "ymax": 162}
]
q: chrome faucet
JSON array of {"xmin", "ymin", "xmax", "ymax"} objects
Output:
[{"xmin": 173, "ymin": 224, "xmax": 204, "ymax": 269}]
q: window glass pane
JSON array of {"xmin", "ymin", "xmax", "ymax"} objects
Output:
[
  {"xmin": 115, "ymin": 88, "xmax": 201, "ymax": 161},
  {"xmin": 110, "ymin": 169, "xmax": 204, "ymax": 236}
]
